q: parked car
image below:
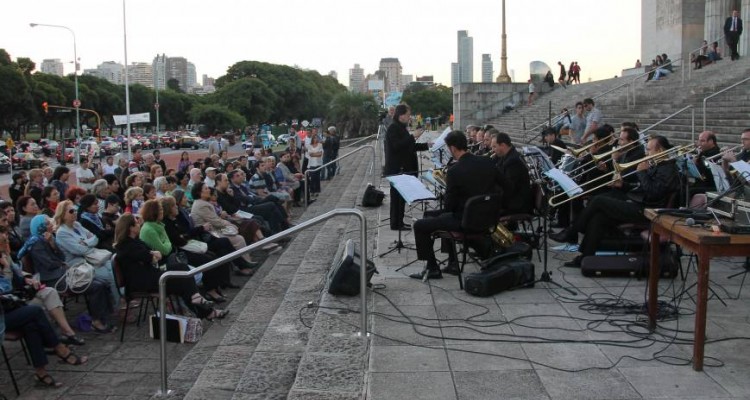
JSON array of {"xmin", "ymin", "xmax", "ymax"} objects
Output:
[
  {"xmin": 12, "ymin": 152, "xmax": 44, "ymax": 170},
  {"xmin": 56, "ymin": 147, "xmax": 76, "ymax": 164},
  {"xmin": 79, "ymin": 141, "xmax": 101, "ymax": 159},
  {"xmin": 171, "ymin": 136, "xmax": 201, "ymax": 150},
  {"xmin": 0, "ymin": 154, "xmax": 10, "ymax": 173},
  {"xmin": 100, "ymin": 139, "xmax": 121, "ymax": 155},
  {"xmin": 155, "ymin": 134, "xmax": 173, "ymax": 148},
  {"xmin": 37, "ymin": 140, "xmax": 59, "ymax": 157},
  {"xmin": 276, "ymin": 134, "xmax": 290, "ymax": 145},
  {"xmin": 137, "ymin": 136, "xmax": 152, "ymax": 150}
]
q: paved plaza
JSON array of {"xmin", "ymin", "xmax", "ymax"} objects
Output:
[{"xmin": 1, "ymin": 136, "xmax": 750, "ymax": 399}]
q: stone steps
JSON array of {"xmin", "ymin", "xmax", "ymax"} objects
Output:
[
  {"xmin": 164, "ymin": 142, "xmax": 380, "ymax": 399},
  {"xmin": 491, "ymin": 57, "xmax": 750, "ymax": 146}
]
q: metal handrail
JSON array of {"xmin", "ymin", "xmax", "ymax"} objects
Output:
[
  {"xmin": 342, "ymin": 134, "xmax": 376, "ymax": 148},
  {"xmin": 702, "ymin": 76, "xmax": 750, "ymax": 131},
  {"xmin": 688, "ymin": 35, "xmax": 726, "ymax": 80},
  {"xmin": 305, "ymin": 145, "xmax": 376, "ymax": 208},
  {"xmin": 639, "ymin": 105, "xmax": 694, "ymax": 137},
  {"xmin": 156, "ymin": 208, "xmax": 369, "ymax": 396},
  {"xmin": 630, "ymin": 57, "xmax": 682, "ymax": 106}
]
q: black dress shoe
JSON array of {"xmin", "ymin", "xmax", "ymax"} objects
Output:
[
  {"xmin": 400, "ymin": 223, "xmax": 412, "ymax": 229},
  {"xmin": 409, "ymin": 268, "xmax": 443, "ymax": 280},
  {"xmin": 549, "ymin": 228, "xmax": 577, "ymax": 244},
  {"xmin": 441, "ymin": 261, "xmax": 461, "ymax": 275},
  {"xmin": 391, "ymin": 225, "xmax": 412, "ymax": 231},
  {"xmin": 563, "ymin": 255, "xmax": 583, "ymax": 268}
]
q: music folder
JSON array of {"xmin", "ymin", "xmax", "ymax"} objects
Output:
[{"xmin": 387, "ymin": 174, "xmax": 436, "ymax": 204}]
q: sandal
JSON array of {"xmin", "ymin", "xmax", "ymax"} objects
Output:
[
  {"xmin": 35, "ymin": 373, "xmax": 63, "ymax": 388},
  {"xmin": 206, "ymin": 309, "xmax": 229, "ymax": 321},
  {"xmin": 191, "ymin": 294, "xmax": 213, "ymax": 306},
  {"xmin": 58, "ymin": 351, "xmax": 88, "ymax": 365},
  {"xmin": 204, "ymin": 292, "xmax": 226, "ymax": 303},
  {"xmin": 60, "ymin": 334, "xmax": 86, "ymax": 346}
]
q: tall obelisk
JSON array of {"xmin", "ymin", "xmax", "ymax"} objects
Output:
[{"xmin": 496, "ymin": 0, "xmax": 512, "ymax": 83}]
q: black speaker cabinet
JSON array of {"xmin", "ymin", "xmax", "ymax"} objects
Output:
[{"xmin": 327, "ymin": 239, "xmax": 378, "ymax": 296}]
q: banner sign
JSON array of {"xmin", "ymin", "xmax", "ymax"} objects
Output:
[{"xmin": 113, "ymin": 112, "xmax": 151, "ymax": 125}]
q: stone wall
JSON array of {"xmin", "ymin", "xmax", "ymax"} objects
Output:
[
  {"xmin": 452, "ymin": 82, "xmax": 535, "ymax": 130},
  {"xmin": 642, "ymin": 0, "xmax": 705, "ymax": 65}
]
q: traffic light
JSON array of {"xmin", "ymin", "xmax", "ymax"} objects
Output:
[{"xmin": 42, "ymin": 101, "xmax": 48, "ymax": 114}]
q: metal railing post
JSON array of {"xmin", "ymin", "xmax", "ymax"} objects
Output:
[
  {"xmin": 156, "ymin": 208, "xmax": 369, "ymax": 396},
  {"xmin": 305, "ymin": 145, "xmax": 376, "ymax": 209},
  {"xmin": 702, "ymin": 76, "xmax": 750, "ymax": 132},
  {"xmin": 691, "ymin": 108, "xmax": 695, "ymax": 142}
]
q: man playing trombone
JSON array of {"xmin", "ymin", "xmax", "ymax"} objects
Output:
[
  {"xmin": 721, "ymin": 128, "xmax": 750, "ymax": 176},
  {"xmin": 550, "ymin": 136, "xmax": 681, "ymax": 267},
  {"xmin": 604, "ymin": 126, "xmax": 647, "ymax": 199}
]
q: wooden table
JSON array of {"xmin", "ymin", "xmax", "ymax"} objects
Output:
[{"xmin": 645, "ymin": 209, "xmax": 750, "ymax": 371}]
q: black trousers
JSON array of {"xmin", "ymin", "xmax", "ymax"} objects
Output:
[
  {"xmin": 414, "ymin": 210, "xmax": 460, "ymax": 268},
  {"xmin": 727, "ymin": 32, "xmax": 740, "ymax": 59},
  {"xmin": 4, "ymin": 304, "xmax": 60, "ymax": 368},
  {"xmin": 572, "ymin": 196, "xmax": 647, "ymax": 257},
  {"xmin": 247, "ymin": 202, "xmax": 285, "ymax": 233},
  {"xmin": 182, "ymin": 250, "xmax": 230, "ymax": 291},
  {"xmin": 389, "ymin": 186, "xmax": 407, "ymax": 229}
]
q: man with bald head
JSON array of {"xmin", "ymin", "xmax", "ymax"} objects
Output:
[{"xmin": 690, "ymin": 130, "xmax": 721, "ymax": 196}]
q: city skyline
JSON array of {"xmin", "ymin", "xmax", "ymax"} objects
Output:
[{"xmin": 4, "ymin": 0, "xmax": 640, "ymax": 88}]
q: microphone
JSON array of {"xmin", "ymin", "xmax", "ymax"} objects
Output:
[{"xmin": 685, "ymin": 217, "xmax": 696, "ymax": 226}]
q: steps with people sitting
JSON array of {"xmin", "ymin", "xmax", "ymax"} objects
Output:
[
  {"xmin": 165, "ymin": 140, "xmax": 381, "ymax": 399},
  {"xmin": 485, "ymin": 57, "xmax": 750, "ymax": 149}
]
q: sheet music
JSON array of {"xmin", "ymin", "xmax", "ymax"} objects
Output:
[
  {"xmin": 685, "ymin": 155, "xmax": 703, "ymax": 179},
  {"xmin": 544, "ymin": 168, "xmax": 583, "ymax": 196},
  {"xmin": 429, "ymin": 127, "xmax": 452, "ymax": 152},
  {"xmin": 387, "ymin": 174, "xmax": 436, "ymax": 204},
  {"xmin": 708, "ymin": 162, "xmax": 731, "ymax": 192},
  {"xmin": 731, "ymin": 161, "xmax": 750, "ymax": 180}
]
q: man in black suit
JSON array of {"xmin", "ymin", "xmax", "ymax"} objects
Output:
[
  {"xmin": 410, "ymin": 131, "xmax": 501, "ymax": 280},
  {"xmin": 490, "ymin": 131, "xmax": 532, "ymax": 215},
  {"xmin": 725, "ymin": 9, "xmax": 744, "ymax": 60},
  {"xmin": 384, "ymin": 104, "xmax": 429, "ymax": 230}
]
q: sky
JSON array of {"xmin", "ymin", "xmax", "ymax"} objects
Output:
[{"xmin": 3, "ymin": 0, "xmax": 641, "ymax": 88}]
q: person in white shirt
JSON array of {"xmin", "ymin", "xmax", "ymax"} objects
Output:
[
  {"xmin": 75, "ymin": 159, "xmax": 96, "ymax": 191},
  {"xmin": 305, "ymin": 135, "xmax": 324, "ymax": 197},
  {"xmin": 102, "ymin": 156, "xmax": 117, "ymax": 176},
  {"xmin": 204, "ymin": 167, "xmax": 217, "ymax": 188}
]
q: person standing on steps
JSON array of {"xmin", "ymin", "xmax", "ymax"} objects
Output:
[
  {"xmin": 527, "ymin": 80, "xmax": 535, "ymax": 106},
  {"xmin": 384, "ymin": 104, "xmax": 429, "ymax": 231},
  {"xmin": 724, "ymin": 9, "xmax": 743, "ymax": 60}
]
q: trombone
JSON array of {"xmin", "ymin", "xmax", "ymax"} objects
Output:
[
  {"xmin": 566, "ymin": 137, "xmax": 646, "ymax": 179},
  {"xmin": 704, "ymin": 145, "xmax": 743, "ymax": 162},
  {"xmin": 548, "ymin": 144, "xmax": 695, "ymax": 207},
  {"xmin": 549, "ymin": 134, "xmax": 615, "ymax": 159}
]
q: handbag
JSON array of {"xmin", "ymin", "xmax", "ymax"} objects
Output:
[
  {"xmin": 166, "ymin": 251, "xmax": 190, "ymax": 271},
  {"xmin": 85, "ymin": 248, "xmax": 112, "ymax": 267},
  {"xmin": 61, "ymin": 262, "xmax": 96, "ymax": 294},
  {"xmin": 181, "ymin": 239, "xmax": 208, "ymax": 254}
]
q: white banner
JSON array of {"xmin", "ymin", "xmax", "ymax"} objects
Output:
[{"xmin": 113, "ymin": 112, "xmax": 151, "ymax": 125}]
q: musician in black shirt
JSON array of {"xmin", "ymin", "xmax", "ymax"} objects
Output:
[
  {"xmin": 410, "ymin": 131, "xmax": 500, "ymax": 280},
  {"xmin": 384, "ymin": 105, "xmax": 429, "ymax": 230}
]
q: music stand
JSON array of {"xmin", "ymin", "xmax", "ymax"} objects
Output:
[{"xmin": 379, "ymin": 174, "xmax": 435, "ymax": 258}]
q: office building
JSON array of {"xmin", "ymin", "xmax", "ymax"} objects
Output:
[
  {"xmin": 482, "ymin": 54, "xmax": 493, "ymax": 83},
  {"xmin": 379, "ymin": 58, "xmax": 403, "ymax": 92},
  {"xmin": 349, "ymin": 63, "xmax": 365, "ymax": 93},
  {"xmin": 457, "ymin": 30, "xmax": 473, "ymax": 83},
  {"xmin": 40, "ymin": 59, "xmax": 64, "ymax": 76},
  {"xmin": 128, "ymin": 62, "xmax": 154, "ymax": 88}
]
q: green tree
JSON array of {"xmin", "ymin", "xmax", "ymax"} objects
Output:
[
  {"xmin": 167, "ymin": 78, "xmax": 183, "ymax": 93},
  {"xmin": 327, "ymin": 92, "xmax": 379, "ymax": 138},
  {"xmin": 0, "ymin": 65, "xmax": 34, "ymax": 139},
  {"xmin": 190, "ymin": 103, "xmax": 246, "ymax": 134},
  {"xmin": 211, "ymin": 77, "xmax": 279, "ymax": 124},
  {"xmin": 402, "ymin": 84, "xmax": 453, "ymax": 118}
]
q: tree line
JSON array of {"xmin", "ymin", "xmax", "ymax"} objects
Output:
[{"xmin": 0, "ymin": 49, "xmax": 453, "ymax": 141}]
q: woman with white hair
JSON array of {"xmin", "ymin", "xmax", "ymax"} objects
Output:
[
  {"xmin": 90, "ymin": 178, "xmax": 110, "ymax": 215},
  {"xmin": 186, "ymin": 168, "xmax": 203, "ymax": 203},
  {"xmin": 153, "ymin": 176, "xmax": 168, "ymax": 198}
]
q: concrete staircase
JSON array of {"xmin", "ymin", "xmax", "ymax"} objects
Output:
[
  {"xmin": 489, "ymin": 57, "xmax": 750, "ymax": 147},
  {"xmin": 163, "ymin": 141, "xmax": 381, "ymax": 399}
]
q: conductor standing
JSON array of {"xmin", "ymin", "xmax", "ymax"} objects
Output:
[{"xmin": 384, "ymin": 104, "xmax": 429, "ymax": 230}]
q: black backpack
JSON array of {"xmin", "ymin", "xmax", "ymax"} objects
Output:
[{"xmin": 362, "ymin": 184, "xmax": 385, "ymax": 207}]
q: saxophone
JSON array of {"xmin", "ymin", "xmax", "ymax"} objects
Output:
[{"xmin": 491, "ymin": 223, "xmax": 514, "ymax": 248}]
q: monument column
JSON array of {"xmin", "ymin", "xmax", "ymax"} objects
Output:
[
  {"xmin": 705, "ymin": 0, "xmax": 732, "ymax": 43},
  {"xmin": 740, "ymin": 0, "xmax": 750, "ymax": 57},
  {"xmin": 496, "ymin": 0, "xmax": 512, "ymax": 83}
]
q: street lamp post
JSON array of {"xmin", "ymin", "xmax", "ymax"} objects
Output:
[{"xmin": 30, "ymin": 22, "xmax": 81, "ymax": 165}]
